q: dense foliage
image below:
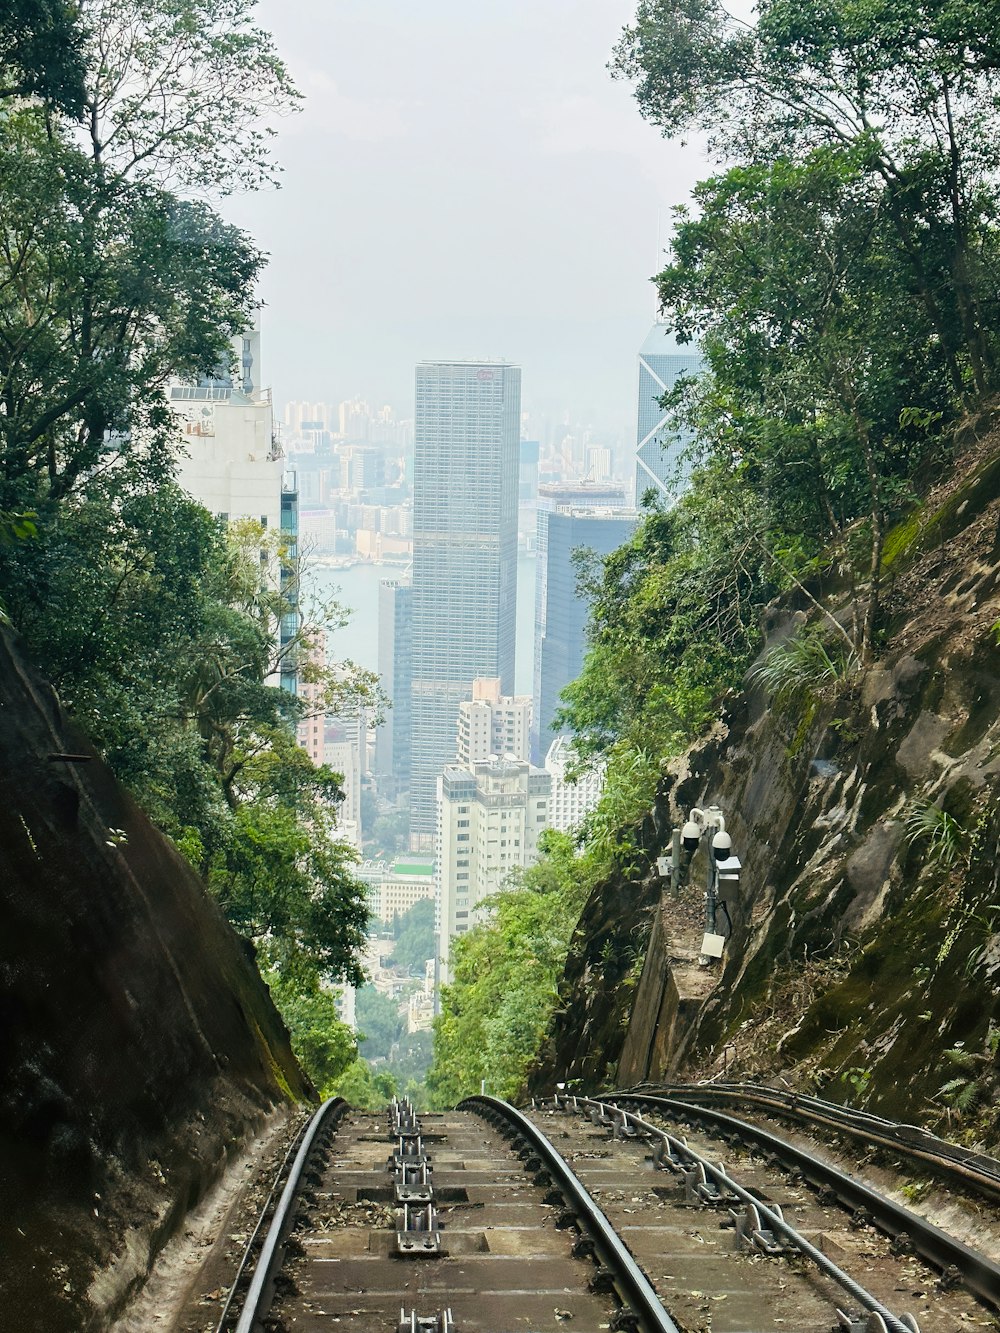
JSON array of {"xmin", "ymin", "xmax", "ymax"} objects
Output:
[
  {"xmin": 0, "ymin": 1, "xmax": 373, "ymax": 1009},
  {"xmin": 389, "ymin": 898, "xmax": 436, "ymax": 973},
  {"xmin": 427, "ymin": 0, "xmax": 1000, "ymax": 1105},
  {"xmin": 426, "ymin": 832, "xmax": 592, "ymax": 1104}
]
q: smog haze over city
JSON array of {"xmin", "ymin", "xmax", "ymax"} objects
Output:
[{"xmin": 226, "ymin": 0, "xmax": 706, "ymax": 431}]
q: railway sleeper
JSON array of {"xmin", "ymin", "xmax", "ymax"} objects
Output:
[{"xmin": 394, "ymin": 1201, "xmax": 444, "ymax": 1257}]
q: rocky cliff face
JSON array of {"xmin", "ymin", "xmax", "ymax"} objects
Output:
[
  {"xmin": 533, "ymin": 436, "xmax": 1000, "ymax": 1137},
  {"xmin": 0, "ymin": 628, "xmax": 311, "ymax": 1330}
]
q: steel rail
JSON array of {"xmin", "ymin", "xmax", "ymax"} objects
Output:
[
  {"xmin": 214, "ymin": 1110, "xmax": 315, "ymax": 1333},
  {"xmin": 570, "ymin": 1094, "xmax": 918, "ymax": 1333},
  {"xmin": 629, "ymin": 1082, "xmax": 1000, "ymax": 1199},
  {"xmin": 611, "ymin": 1092, "xmax": 1000, "ymax": 1312},
  {"xmin": 232, "ymin": 1096, "xmax": 349, "ymax": 1333},
  {"xmin": 459, "ymin": 1094, "xmax": 682, "ymax": 1333}
]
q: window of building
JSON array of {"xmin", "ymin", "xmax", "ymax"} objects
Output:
[
  {"xmin": 457, "ymin": 833, "xmax": 469, "ymax": 841},
  {"xmin": 457, "ymin": 819, "xmax": 470, "ymax": 827},
  {"xmin": 457, "ymin": 872, "xmax": 469, "ymax": 880}
]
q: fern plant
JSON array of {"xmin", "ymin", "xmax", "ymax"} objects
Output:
[
  {"xmin": 748, "ymin": 629, "xmax": 859, "ymax": 703},
  {"xmin": 902, "ymin": 798, "xmax": 966, "ymax": 870}
]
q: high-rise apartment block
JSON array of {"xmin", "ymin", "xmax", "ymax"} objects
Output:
[
  {"xmin": 324, "ymin": 711, "xmax": 365, "ymax": 851},
  {"xmin": 531, "ymin": 482, "xmax": 632, "ymax": 765},
  {"xmin": 375, "ymin": 576, "xmax": 412, "ymax": 799},
  {"xmin": 409, "ymin": 360, "xmax": 520, "ymax": 841},
  {"xmin": 544, "ymin": 735, "xmax": 605, "ymax": 832},
  {"xmin": 635, "ymin": 323, "xmax": 703, "ymax": 503},
  {"xmin": 436, "ymin": 756, "xmax": 550, "ymax": 979},
  {"xmin": 170, "ymin": 324, "xmax": 299, "ymax": 693},
  {"xmin": 457, "ymin": 677, "xmax": 531, "ymax": 767}
]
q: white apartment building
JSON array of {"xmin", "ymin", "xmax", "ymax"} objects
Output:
[
  {"xmin": 170, "ymin": 324, "xmax": 300, "ymax": 694},
  {"xmin": 544, "ymin": 735, "xmax": 605, "ymax": 833},
  {"xmin": 456, "ymin": 677, "xmax": 531, "ymax": 767},
  {"xmin": 171, "ymin": 326, "xmax": 283, "ymax": 527},
  {"xmin": 324, "ymin": 710, "xmax": 365, "ymax": 851},
  {"xmin": 436, "ymin": 756, "xmax": 551, "ymax": 980}
]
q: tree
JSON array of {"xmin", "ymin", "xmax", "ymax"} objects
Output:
[
  {"xmin": 0, "ymin": 0, "xmax": 298, "ymax": 521},
  {"xmin": 356, "ymin": 986, "xmax": 406, "ymax": 1062},
  {"xmin": 389, "ymin": 898, "xmax": 436, "ymax": 973},
  {"xmin": 427, "ymin": 833, "xmax": 591, "ymax": 1106},
  {"xmin": 0, "ymin": 1, "xmax": 87, "ymax": 114},
  {"xmin": 208, "ymin": 736, "xmax": 370, "ymax": 988},
  {"xmin": 265, "ymin": 971, "xmax": 357, "ymax": 1095},
  {"xmin": 612, "ymin": 0, "xmax": 1000, "ymax": 398}
]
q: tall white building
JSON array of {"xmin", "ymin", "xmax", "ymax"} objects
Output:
[
  {"xmin": 324, "ymin": 711, "xmax": 365, "ymax": 851},
  {"xmin": 457, "ymin": 677, "xmax": 531, "ymax": 767},
  {"xmin": 544, "ymin": 735, "xmax": 605, "ymax": 833},
  {"xmin": 170, "ymin": 324, "xmax": 299, "ymax": 693},
  {"xmin": 436, "ymin": 756, "xmax": 550, "ymax": 980}
]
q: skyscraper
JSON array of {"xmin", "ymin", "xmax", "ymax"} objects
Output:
[
  {"xmin": 635, "ymin": 323, "xmax": 703, "ymax": 503},
  {"xmin": 374, "ymin": 575, "xmax": 412, "ymax": 799},
  {"xmin": 530, "ymin": 481, "xmax": 627, "ymax": 765},
  {"xmin": 409, "ymin": 360, "xmax": 520, "ymax": 839},
  {"xmin": 532, "ymin": 504, "xmax": 637, "ymax": 764}
]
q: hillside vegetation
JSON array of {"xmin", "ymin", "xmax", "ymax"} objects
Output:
[{"xmin": 435, "ymin": 0, "xmax": 1000, "ymax": 1107}]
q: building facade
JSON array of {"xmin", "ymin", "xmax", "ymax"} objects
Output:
[
  {"xmin": 436, "ymin": 756, "xmax": 550, "ymax": 979},
  {"xmin": 409, "ymin": 360, "xmax": 520, "ymax": 841},
  {"xmin": 170, "ymin": 325, "xmax": 299, "ymax": 692},
  {"xmin": 634, "ymin": 322, "xmax": 703, "ymax": 504},
  {"xmin": 374, "ymin": 576, "xmax": 412, "ymax": 798},
  {"xmin": 456, "ymin": 677, "xmax": 531, "ymax": 767},
  {"xmin": 544, "ymin": 735, "xmax": 605, "ymax": 832},
  {"xmin": 356, "ymin": 856, "xmax": 435, "ymax": 924},
  {"xmin": 532, "ymin": 498, "xmax": 636, "ymax": 765}
]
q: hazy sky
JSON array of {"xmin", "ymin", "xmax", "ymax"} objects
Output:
[{"xmin": 225, "ymin": 1, "xmax": 709, "ymax": 435}]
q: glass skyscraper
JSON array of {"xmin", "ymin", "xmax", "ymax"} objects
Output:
[
  {"xmin": 532, "ymin": 504, "xmax": 637, "ymax": 766},
  {"xmin": 409, "ymin": 360, "xmax": 520, "ymax": 839},
  {"xmin": 635, "ymin": 323, "xmax": 703, "ymax": 503},
  {"xmin": 530, "ymin": 481, "xmax": 628, "ymax": 765}
]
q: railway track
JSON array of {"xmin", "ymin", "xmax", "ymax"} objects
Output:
[
  {"xmin": 623, "ymin": 1082, "xmax": 1000, "ymax": 1201},
  {"xmin": 219, "ymin": 1092, "xmax": 1000, "ymax": 1333},
  {"xmin": 222, "ymin": 1095, "xmax": 674, "ymax": 1333}
]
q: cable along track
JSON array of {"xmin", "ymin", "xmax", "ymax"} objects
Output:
[
  {"xmin": 224, "ymin": 1095, "xmax": 681, "ymax": 1333},
  {"xmin": 628, "ymin": 1082, "xmax": 1000, "ymax": 1202},
  {"xmin": 534, "ymin": 1092, "xmax": 997, "ymax": 1333}
]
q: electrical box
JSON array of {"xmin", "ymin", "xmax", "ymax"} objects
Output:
[
  {"xmin": 701, "ymin": 932, "xmax": 726, "ymax": 959},
  {"xmin": 656, "ymin": 856, "xmax": 671, "ymax": 878}
]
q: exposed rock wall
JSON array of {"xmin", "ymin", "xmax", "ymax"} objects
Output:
[
  {"xmin": 0, "ymin": 628, "xmax": 311, "ymax": 1330},
  {"xmin": 533, "ymin": 440, "xmax": 1000, "ymax": 1134}
]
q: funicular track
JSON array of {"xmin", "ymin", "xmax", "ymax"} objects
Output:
[
  {"xmin": 527, "ymin": 1092, "xmax": 1000, "ymax": 1333},
  {"xmin": 624, "ymin": 1082, "xmax": 1000, "ymax": 1202},
  {"xmin": 222, "ymin": 1095, "xmax": 680, "ymax": 1333},
  {"xmin": 218, "ymin": 1088, "xmax": 1000, "ymax": 1333}
]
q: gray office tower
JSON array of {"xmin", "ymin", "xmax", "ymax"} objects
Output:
[
  {"xmin": 532, "ymin": 494, "xmax": 636, "ymax": 765},
  {"xmin": 409, "ymin": 360, "xmax": 520, "ymax": 838},
  {"xmin": 635, "ymin": 322, "xmax": 703, "ymax": 503},
  {"xmin": 375, "ymin": 575, "xmax": 411, "ymax": 800}
]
